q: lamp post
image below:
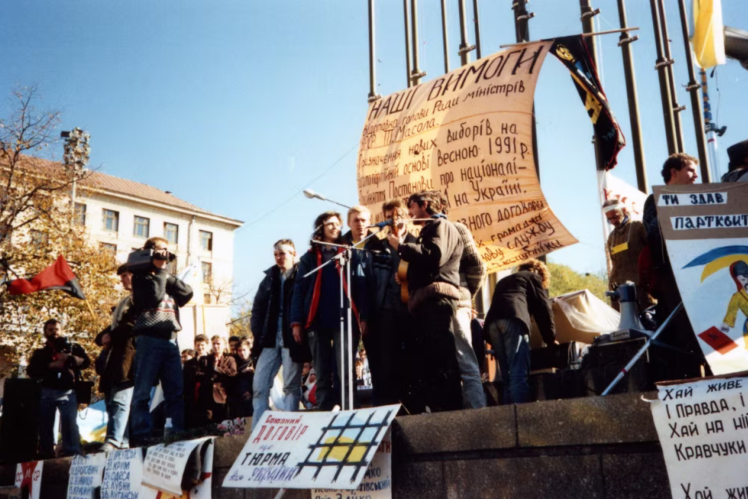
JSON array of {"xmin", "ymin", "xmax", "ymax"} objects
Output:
[{"xmin": 60, "ymin": 128, "xmax": 91, "ymax": 226}]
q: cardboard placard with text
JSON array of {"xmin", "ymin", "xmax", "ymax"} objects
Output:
[
  {"xmin": 223, "ymin": 405, "xmax": 399, "ymax": 490},
  {"xmin": 14, "ymin": 461, "xmax": 42, "ymax": 499},
  {"xmin": 356, "ymin": 42, "xmax": 577, "ymax": 273},
  {"xmin": 655, "ymin": 182, "xmax": 748, "ymax": 375}
]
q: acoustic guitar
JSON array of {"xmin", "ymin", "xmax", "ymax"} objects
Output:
[{"xmin": 390, "ymin": 207, "xmax": 410, "ymax": 304}]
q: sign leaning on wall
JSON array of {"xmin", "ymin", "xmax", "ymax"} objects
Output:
[
  {"xmin": 356, "ymin": 41, "xmax": 578, "ymax": 273},
  {"xmin": 655, "ymin": 182, "xmax": 748, "ymax": 375}
]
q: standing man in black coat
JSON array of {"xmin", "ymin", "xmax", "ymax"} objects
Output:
[
  {"xmin": 387, "ymin": 190, "xmax": 464, "ymax": 413},
  {"xmin": 484, "ymin": 259, "xmax": 555, "ymax": 404},
  {"xmin": 251, "ymin": 239, "xmax": 309, "ymax": 429}
]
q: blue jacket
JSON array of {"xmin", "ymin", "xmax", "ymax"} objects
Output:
[{"xmin": 290, "ymin": 245, "xmax": 369, "ymax": 331}]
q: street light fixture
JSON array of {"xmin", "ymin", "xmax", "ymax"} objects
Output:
[{"xmin": 60, "ymin": 128, "xmax": 91, "ymax": 225}]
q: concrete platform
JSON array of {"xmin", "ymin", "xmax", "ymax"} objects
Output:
[{"xmin": 0, "ymin": 392, "xmax": 672, "ymax": 498}]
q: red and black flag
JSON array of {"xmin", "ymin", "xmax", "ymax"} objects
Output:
[
  {"xmin": 550, "ymin": 35, "xmax": 625, "ymax": 170},
  {"xmin": 7, "ymin": 254, "xmax": 86, "ymax": 300}
]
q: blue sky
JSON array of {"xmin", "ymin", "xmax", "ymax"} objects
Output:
[{"xmin": 1, "ymin": 0, "xmax": 745, "ymax": 306}]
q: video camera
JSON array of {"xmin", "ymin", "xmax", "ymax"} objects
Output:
[
  {"xmin": 126, "ymin": 248, "xmax": 176, "ymax": 273},
  {"xmin": 53, "ymin": 336, "xmax": 73, "ymax": 353}
]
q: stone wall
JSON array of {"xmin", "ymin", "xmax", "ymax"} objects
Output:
[{"xmin": 0, "ymin": 392, "xmax": 672, "ymax": 498}]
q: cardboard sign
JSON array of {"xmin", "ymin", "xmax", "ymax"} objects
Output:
[
  {"xmin": 101, "ymin": 448, "xmax": 144, "ymax": 499},
  {"xmin": 223, "ymin": 405, "xmax": 399, "ymax": 490},
  {"xmin": 312, "ymin": 429, "xmax": 392, "ymax": 499},
  {"xmin": 649, "ymin": 376, "xmax": 748, "ymax": 498},
  {"xmin": 14, "ymin": 461, "xmax": 42, "ymax": 499},
  {"xmin": 655, "ymin": 183, "xmax": 748, "ymax": 375},
  {"xmin": 140, "ymin": 438, "xmax": 214, "ymax": 499},
  {"xmin": 142, "ymin": 437, "xmax": 212, "ymax": 496},
  {"xmin": 357, "ymin": 43, "xmax": 577, "ymax": 273},
  {"xmin": 67, "ymin": 453, "xmax": 107, "ymax": 499}
]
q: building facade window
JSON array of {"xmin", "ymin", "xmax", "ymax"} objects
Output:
[
  {"xmin": 74, "ymin": 203, "xmax": 86, "ymax": 226},
  {"xmin": 102, "ymin": 209, "xmax": 119, "ymax": 233},
  {"xmin": 164, "ymin": 222, "xmax": 178, "ymax": 245},
  {"xmin": 201, "ymin": 261, "xmax": 212, "ymax": 284},
  {"xmin": 30, "ymin": 230, "xmax": 48, "ymax": 247},
  {"xmin": 200, "ymin": 230, "xmax": 213, "ymax": 252},
  {"xmin": 133, "ymin": 216, "xmax": 150, "ymax": 238},
  {"xmin": 99, "ymin": 242, "xmax": 117, "ymax": 255}
]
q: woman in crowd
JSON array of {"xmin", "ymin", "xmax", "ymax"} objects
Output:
[{"xmin": 205, "ymin": 335, "xmax": 237, "ymax": 422}]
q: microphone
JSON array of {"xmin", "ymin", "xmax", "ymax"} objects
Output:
[
  {"xmin": 303, "ymin": 189, "xmax": 326, "ymax": 201},
  {"xmin": 367, "ymin": 220, "xmax": 393, "ymax": 229}
]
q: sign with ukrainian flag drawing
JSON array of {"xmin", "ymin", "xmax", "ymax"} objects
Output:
[
  {"xmin": 656, "ymin": 183, "xmax": 748, "ymax": 374},
  {"xmin": 223, "ymin": 405, "xmax": 399, "ymax": 490}
]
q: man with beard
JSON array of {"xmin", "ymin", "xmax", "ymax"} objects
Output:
[{"xmin": 387, "ymin": 191, "xmax": 463, "ymax": 413}]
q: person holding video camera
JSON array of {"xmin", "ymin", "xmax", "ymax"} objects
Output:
[
  {"xmin": 27, "ymin": 318, "xmax": 91, "ymax": 459},
  {"xmin": 128, "ymin": 237, "xmax": 193, "ymax": 445}
]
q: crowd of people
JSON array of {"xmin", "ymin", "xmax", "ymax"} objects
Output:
[{"xmin": 25, "ymin": 143, "xmax": 748, "ymax": 459}]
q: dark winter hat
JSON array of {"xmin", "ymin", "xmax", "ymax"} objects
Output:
[
  {"xmin": 727, "ymin": 140, "xmax": 748, "ymax": 172},
  {"xmin": 116, "ymin": 263, "xmax": 130, "ymax": 275},
  {"xmin": 731, "ymin": 260, "xmax": 748, "ymax": 278}
]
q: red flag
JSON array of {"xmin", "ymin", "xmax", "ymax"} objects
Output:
[{"xmin": 8, "ymin": 255, "xmax": 86, "ymax": 300}]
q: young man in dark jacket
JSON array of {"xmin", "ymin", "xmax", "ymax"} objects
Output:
[
  {"xmin": 291, "ymin": 212, "xmax": 369, "ymax": 411},
  {"xmin": 387, "ymin": 191, "xmax": 464, "ymax": 413},
  {"xmin": 484, "ymin": 259, "xmax": 556, "ymax": 404},
  {"xmin": 129, "ymin": 237, "xmax": 193, "ymax": 444},
  {"xmin": 27, "ymin": 319, "xmax": 91, "ymax": 458},
  {"xmin": 94, "ymin": 264, "xmax": 137, "ymax": 451},
  {"xmin": 251, "ymin": 239, "xmax": 308, "ymax": 429}
]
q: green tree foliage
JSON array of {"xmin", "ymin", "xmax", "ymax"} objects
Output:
[{"xmin": 547, "ymin": 262, "xmax": 609, "ymax": 304}]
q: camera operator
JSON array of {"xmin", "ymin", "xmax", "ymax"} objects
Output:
[
  {"xmin": 128, "ymin": 237, "xmax": 193, "ymax": 445},
  {"xmin": 27, "ymin": 318, "xmax": 90, "ymax": 459}
]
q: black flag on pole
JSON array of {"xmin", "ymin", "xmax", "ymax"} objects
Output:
[{"xmin": 550, "ymin": 35, "xmax": 625, "ymax": 171}]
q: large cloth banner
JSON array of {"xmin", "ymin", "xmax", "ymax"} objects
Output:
[
  {"xmin": 223, "ymin": 405, "xmax": 399, "ymax": 490},
  {"xmin": 649, "ymin": 376, "xmax": 748, "ymax": 498},
  {"xmin": 655, "ymin": 182, "xmax": 748, "ymax": 374},
  {"xmin": 357, "ymin": 42, "xmax": 577, "ymax": 273}
]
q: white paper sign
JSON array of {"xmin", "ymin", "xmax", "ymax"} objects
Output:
[
  {"xmin": 101, "ymin": 448, "xmax": 144, "ymax": 499},
  {"xmin": 312, "ymin": 429, "xmax": 393, "ymax": 499},
  {"xmin": 650, "ymin": 376, "xmax": 748, "ymax": 498},
  {"xmin": 14, "ymin": 461, "xmax": 43, "ymax": 499},
  {"xmin": 142, "ymin": 437, "xmax": 211, "ymax": 496},
  {"xmin": 140, "ymin": 438, "xmax": 214, "ymax": 499},
  {"xmin": 223, "ymin": 405, "xmax": 399, "ymax": 490},
  {"xmin": 67, "ymin": 453, "xmax": 107, "ymax": 499}
]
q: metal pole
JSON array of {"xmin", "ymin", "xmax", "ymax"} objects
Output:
[
  {"xmin": 367, "ymin": 0, "xmax": 379, "ymax": 102},
  {"xmin": 579, "ymin": 0, "xmax": 599, "ymax": 68},
  {"xmin": 701, "ymin": 69, "xmax": 722, "ymax": 180},
  {"xmin": 649, "ymin": 0, "xmax": 678, "ymax": 155},
  {"xmin": 410, "ymin": 0, "xmax": 426, "ymax": 85},
  {"xmin": 346, "ymin": 251, "xmax": 354, "ymax": 410},
  {"xmin": 512, "ymin": 0, "xmax": 539, "ymax": 177},
  {"xmin": 676, "ymin": 0, "xmax": 711, "ymax": 183},
  {"xmin": 457, "ymin": 0, "xmax": 472, "ymax": 66},
  {"xmin": 440, "ymin": 0, "xmax": 450, "ymax": 73},
  {"xmin": 472, "ymin": 0, "xmax": 482, "ymax": 60},
  {"xmin": 403, "ymin": 0, "xmax": 413, "ymax": 88},
  {"xmin": 657, "ymin": 0, "xmax": 686, "ymax": 153},
  {"xmin": 616, "ymin": 0, "xmax": 648, "ymax": 193}
]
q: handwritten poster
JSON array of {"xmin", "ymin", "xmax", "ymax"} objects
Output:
[
  {"xmin": 223, "ymin": 405, "xmax": 399, "ymax": 490},
  {"xmin": 140, "ymin": 438, "xmax": 214, "ymax": 499},
  {"xmin": 649, "ymin": 376, "xmax": 748, "ymax": 498},
  {"xmin": 312, "ymin": 429, "xmax": 392, "ymax": 499},
  {"xmin": 14, "ymin": 461, "xmax": 43, "ymax": 499},
  {"xmin": 142, "ymin": 437, "xmax": 211, "ymax": 496},
  {"xmin": 101, "ymin": 448, "xmax": 143, "ymax": 499},
  {"xmin": 357, "ymin": 42, "xmax": 577, "ymax": 273},
  {"xmin": 67, "ymin": 453, "xmax": 107, "ymax": 499},
  {"xmin": 655, "ymin": 183, "xmax": 748, "ymax": 374}
]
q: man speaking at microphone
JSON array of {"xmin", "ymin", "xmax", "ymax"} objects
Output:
[{"xmin": 387, "ymin": 190, "xmax": 464, "ymax": 413}]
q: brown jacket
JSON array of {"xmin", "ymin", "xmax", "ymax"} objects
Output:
[
  {"xmin": 607, "ymin": 219, "xmax": 654, "ymax": 309},
  {"xmin": 207, "ymin": 353, "xmax": 237, "ymax": 404}
]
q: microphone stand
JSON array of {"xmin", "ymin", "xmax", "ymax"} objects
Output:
[{"xmin": 303, "ymin": 230, "xmax": 381, "ymax": 410}]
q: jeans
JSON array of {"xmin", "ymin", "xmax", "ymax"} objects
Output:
[
  {"xmin": 308, "ymin": 327, "xmax": 359, "ymax": 411},
  {"xmin": 453, "ymin": 302, "xmax": 487, "ymax": 409},
  {"xmin": 131, "ymin": 335, "xmax": 184, "ymax": 440},
  {"xmin": 487, "ymin": 318, "xmax": 531, "ymax": 404},
  {"xmin": 251, "ymin": 347, "xmax": 302, "ymax": 430},
  {"xmin": 105, "ymin": 385, "xmax": 133, "ymax": 448},
  {"xmin": 39, "ymin": 387, "xmax": 81, "ymax": 457}
]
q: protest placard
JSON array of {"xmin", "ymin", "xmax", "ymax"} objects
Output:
[
  {"xmin": 356, "ymin": 42, "xmax": 577, "ymax": 273},
  {"xmin": 14, "ymin": 461, "xmax": 42, "ymax": 499},
  {"xmin": 67, "ymin": 453, "xmax": 107, "ymax": 499},
  {"xmin": 649, "ymin": 375, "xmax": 748, "ymax": 498},
  {"xmin": 312, "ymin": 429, "xmax": 392, "ymax": 499},
  {"xmin": 101, "ymin": 448, "xmax": 143, "ymax": 499},
  {"xmin": 655, "ymin": 182, "xmax": 748, "ymax": 374},
  {"xmin": 223, "ymin": 405, "xmax": 399, "ymax": 490},
  {"xmin": 141, "ymin": 437, "xmax": 212, "ymax": 496}
]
